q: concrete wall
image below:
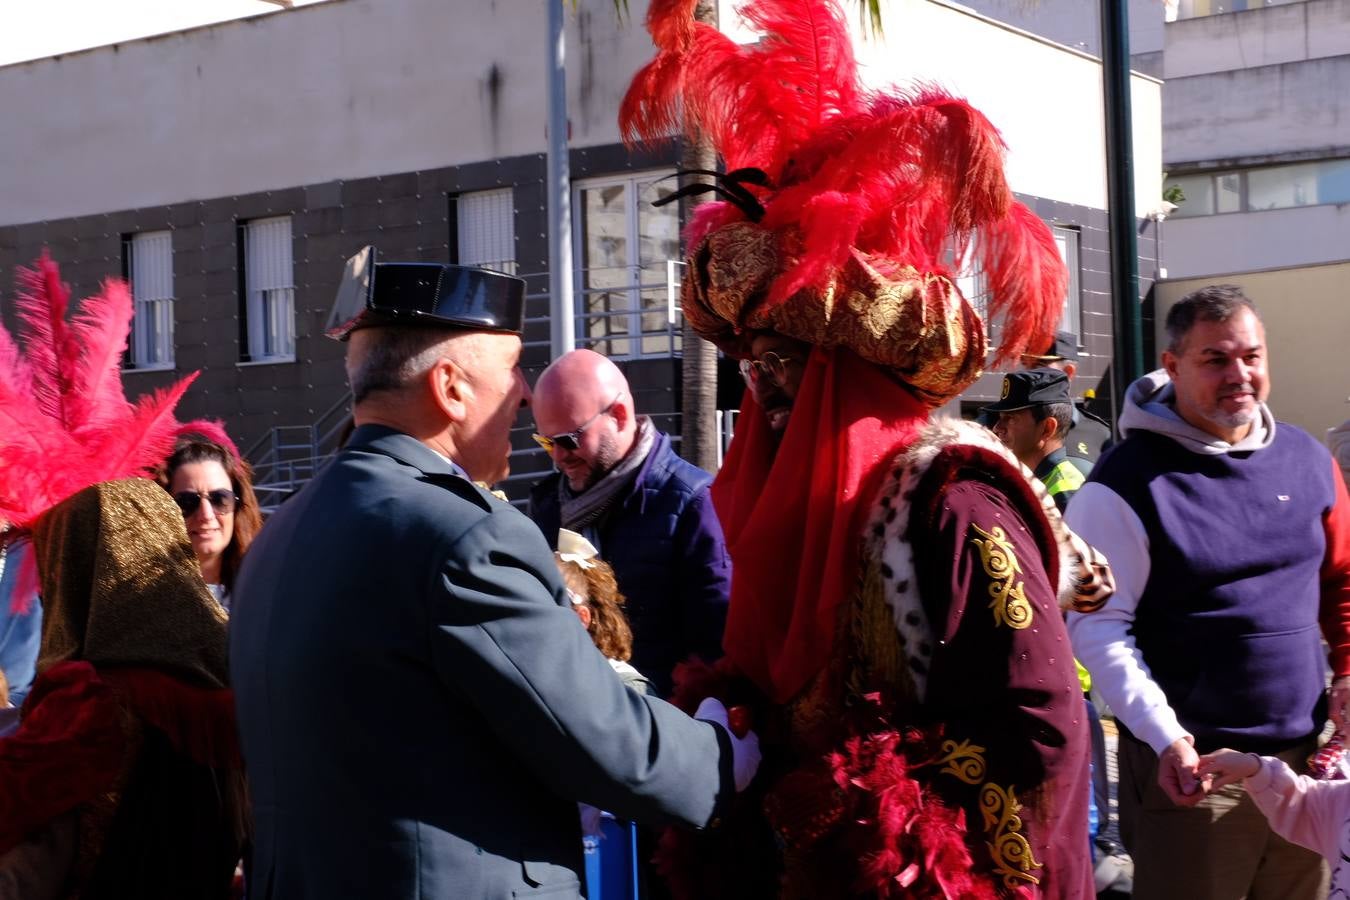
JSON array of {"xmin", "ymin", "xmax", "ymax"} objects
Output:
[
  {"xmin": 1164, "ymin": 56, "xmax": 1350, "ymax": 166},
  {"xmin": 949, "ymin": 0, "xmax": 1165, "ymax": 56},
  {"xmin": 2, "ymin": 0, "xmax": 1164, "ymax": 226},
  {"xmin": 1162, "ymin": 203, "xmax": 1350, "ymax": 279},
  {"xmin": 1164, "ymin": 0, "xmax": 1350, "ymax": 79},
  {"xmin": 1155, "ymin": 261, "xmax": 1350, "ymax": 441},
  {"xmin": 0, "ymin": 0, "xmax": 652, "ymax": 226}
]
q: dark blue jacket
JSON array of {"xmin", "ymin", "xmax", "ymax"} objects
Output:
[
  {"xmin": 231, "ymin": 426, "xmax": 734, "ymax": 899},
  {"xmin": 529, "ymin": 432, "xmax": 730, "ymax": 696}
]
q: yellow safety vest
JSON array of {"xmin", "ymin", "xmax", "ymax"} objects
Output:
[{"xmin": 1043, "ymin": 457, "xmax": 1086, "ymax": 501}]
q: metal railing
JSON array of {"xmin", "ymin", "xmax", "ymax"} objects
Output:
[
  {"xmin": 245, "ymin": 390, "xmax": 352, "ymax": 513},
  {"xmin": 516, "ymin": 265, "xmax": 684, "ymax": 362}
]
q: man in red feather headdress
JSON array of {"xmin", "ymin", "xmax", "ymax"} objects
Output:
[{"xmin": 621, "ymin": 0, "xmax": 1113, "ymax": 896}]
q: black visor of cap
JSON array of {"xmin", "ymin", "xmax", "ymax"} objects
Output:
[{"xmin": 325, "ymin": 245, "xmax": 526, "ymax": 341}]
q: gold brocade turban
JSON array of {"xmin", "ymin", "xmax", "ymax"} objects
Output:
[{"xmin": 682, "ymin": 221, "xmax": 987, "ymax": 406}]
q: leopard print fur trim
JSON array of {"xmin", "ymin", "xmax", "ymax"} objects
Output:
[{"xmin": 864, "ymin": 417, "xmax": 1106, "ymax": 700}]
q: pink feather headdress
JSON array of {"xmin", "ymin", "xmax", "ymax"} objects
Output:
[
  {"xmin": 0, "ymin": 253, "xmax": 237, "ymax": 610},
  {"xmin": 620, "ymin": 0, "xmax": 1067, "ymax": 398}
]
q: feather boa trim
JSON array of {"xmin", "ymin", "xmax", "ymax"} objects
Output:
[
  {"xmin": 655, "ymin": 658, "xmax": 1007, "ymax": 898},
  {"xmin": 0, "ymin": 253, "xmax": 237, "ymax": 536},
  {"xmin": 0, "ymin": 661, "xmax": 240, "ymax": 856}
]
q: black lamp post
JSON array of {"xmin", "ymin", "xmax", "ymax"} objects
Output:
[{"xmin": 1099, "ymin": 0, "xmax": 1146, "ymax": 416}]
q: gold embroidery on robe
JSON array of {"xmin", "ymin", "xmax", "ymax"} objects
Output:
[
  {"xmin": 980, "ymin": 783, "xmax": 1044, "ymax": 888},
  {"xmin": 935, "ymin": 738, "xmax": 987, "ymax": 785},
  {"xmin": 969, "ymin": 523, "xmax": 1033, "ymax": 629}
]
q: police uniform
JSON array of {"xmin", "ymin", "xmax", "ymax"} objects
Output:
[
  {"xmin": 1036, "ymin": 446, "xmax": 1087, "ymax": 511},
  {"xmin": 1064, "ymin": 406, "xmax": 1111, "ymax": 476},
  {"xmin": 984, "ymin": 369, "xmax": 1084, "ymax": 513}
]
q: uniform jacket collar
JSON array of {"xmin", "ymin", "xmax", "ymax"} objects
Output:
[
  {"xmin": 345, "ymin": 424, "xmax": 469, "ymax": 481},
  {"xmin": 1033, "ymin": 446, "xmax": 1068, "ymax": 483}
]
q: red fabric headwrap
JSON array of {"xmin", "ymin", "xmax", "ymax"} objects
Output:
[{"xmin": 714, "ymin": 347, "xmax": 928, "ymax": 703}]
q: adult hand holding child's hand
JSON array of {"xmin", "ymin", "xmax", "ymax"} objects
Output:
[
  {"xmin": 1196, "ymin": 748, "xmax": 1263, "ymax": 792},
  {"xmin": 1158, "ymin": 736, "xmax": 1207, "ymax": 806}
]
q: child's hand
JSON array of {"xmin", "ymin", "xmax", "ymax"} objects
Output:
[{"xmin": 1196, "ymin": 748, "xmax": 1262, "ymax": 791}]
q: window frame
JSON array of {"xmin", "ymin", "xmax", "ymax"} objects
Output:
[
  {"xmin": 571, "ymin": 169, "xmax": 682, "ymax": 361},
  {"xmin": 1168, "ymin": 156, "xmax": 1350, "ymax": 218},
  {"xmin": 122, "ymin": 230, "xmax": 176, "ymax": 371},
  {"xmin": 454, "ymin": 187, "xmax": 518, "ymax": 275},
  {"xmin": 238, "ymin": 215, "xmax": 296, "ymax": 365},
  {"xmin": 1052, "ymin": 225, "xmax": 1083, "ymax": 347}
]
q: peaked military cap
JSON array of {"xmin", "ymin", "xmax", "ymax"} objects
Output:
[{"xmin": 326, "ymin": 246, "xmax": 525, "ymax": 341}]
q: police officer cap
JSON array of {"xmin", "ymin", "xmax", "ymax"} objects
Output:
[
  {"xmin": 983, "ymin": 368, "xmax": 1072, "ymax": 413},
  {"xmin": 1022, "ymin": 330, "xmax": 1079, "ymax": 363},
  {"xmin": 326, "ymin": 245, "xmax": 526, "ymax": 341}
]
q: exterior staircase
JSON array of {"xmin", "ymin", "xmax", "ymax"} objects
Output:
[{"xmin": 245, "ymin": 391, "xmax": 353, "ymax": 514}]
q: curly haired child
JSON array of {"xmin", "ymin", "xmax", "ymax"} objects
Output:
[{"xmin": 554, "ymin": 529, "xmax": 653, "ymax": 697}]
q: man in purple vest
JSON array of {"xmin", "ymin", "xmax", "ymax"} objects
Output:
[{"xmin": 1067, "ymin": 285, "xmax": 1350, "ymax": 899}]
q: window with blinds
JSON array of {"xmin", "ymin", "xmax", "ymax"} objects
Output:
[
  {"xmin": 1052, "ymin": 225, "xmax": 1082, "ymax": 345},
  {"xmin": 457, "ymin": 189, "xmax": 517, "ymax": 274},
  {"xmin": 242, "ymin": 216, "xmax": 295, "ymax": 362},
  {"xmin": 125, "ymin": 231, "xmax": 175, "ymax": 369}
]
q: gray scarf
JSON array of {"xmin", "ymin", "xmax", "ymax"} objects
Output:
[{"xmin": 558, "ymin": 417, "xmax": 657, "ymax": 545}]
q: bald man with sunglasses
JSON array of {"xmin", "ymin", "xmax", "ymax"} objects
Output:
[{"xmin": 529, "ymin": 349, "xmax": 730, "ymax": 697}]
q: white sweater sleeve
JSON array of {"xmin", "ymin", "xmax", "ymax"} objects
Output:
[{"xmin": 1066, "ymin": 482, "xmax": 1191, "ymax": 754}]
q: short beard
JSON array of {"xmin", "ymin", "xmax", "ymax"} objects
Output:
[
  {"xmin": 1206, "ymin": 405, "xmax": 1259, "ymax": 431},
  {"xmin": 576, "ymin": 431, "xmax": 623, "ymax": 491}
]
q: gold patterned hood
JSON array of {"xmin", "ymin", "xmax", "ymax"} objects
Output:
[{"xmin": 32, "ymin": 479, "xmax": 229, "ymax": 688}]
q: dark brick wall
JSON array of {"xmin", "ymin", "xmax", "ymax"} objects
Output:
[
  {"xmin": 0, "ymin": 143, "xmax": 678, "ymax": 464},
  {"xmin": 0, "ymin": 149, "xmax": 1146, "ymax": 491}
]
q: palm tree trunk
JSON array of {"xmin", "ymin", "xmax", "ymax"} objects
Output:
[{"xmin": 678, "ymin": 0, "xmax": 721, "ymax": 473}]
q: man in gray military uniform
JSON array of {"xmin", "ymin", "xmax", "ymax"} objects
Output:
[{"xmin": 230, "ymin": 248, "xmax": 758, "ymax": 899}]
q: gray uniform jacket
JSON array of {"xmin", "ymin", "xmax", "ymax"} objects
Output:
[{"xmin": 230, "ymin": 425, "xmax": 733, "ymax": 900}]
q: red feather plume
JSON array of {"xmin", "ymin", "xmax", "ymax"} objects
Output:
[
  {"xmin": 620, "ymin": 0, "xmax": 1064, "ymax": 362},
  {"xmin": 0, "ymin": 253, "xmax": 240, "ymax": 534}
]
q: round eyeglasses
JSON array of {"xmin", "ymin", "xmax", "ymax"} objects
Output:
[
  {"xmin": 738, "ymin": 351, "xmax": 799, "ymax": 387},
  {"xmin": 532, "ymin": 392, "xmax": 624, "ymax": 453},
  {"xmin": 172, "ymin": 489, "xmax": 239, "ymax": 517}
]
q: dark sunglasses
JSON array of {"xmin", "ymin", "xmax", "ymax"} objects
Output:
[
  {"xmin": 172, "ymin": 489, "xmax": 239, "ymax": 517},
  {"xmin": 533, "ymin": 392, "xmax": 624, "ymax": 453}
]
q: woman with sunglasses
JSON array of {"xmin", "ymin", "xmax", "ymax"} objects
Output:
[{"xmin": 161, "ymin": 440, "xmax": 262, "ymax": 611}]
